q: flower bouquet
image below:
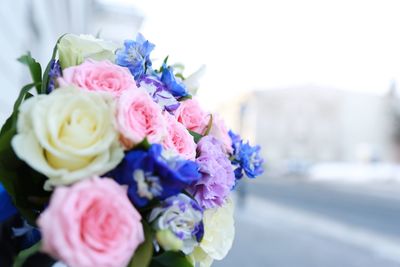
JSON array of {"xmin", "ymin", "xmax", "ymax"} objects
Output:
[{"xmin": 0, "ymin": 33, "xmax": 263, "ymax": 267}]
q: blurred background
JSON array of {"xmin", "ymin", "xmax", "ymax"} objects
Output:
[{"xmin": 2, "ymin": 0, "xmax": 400, "ymax": 266}]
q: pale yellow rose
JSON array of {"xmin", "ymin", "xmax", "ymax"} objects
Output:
[
  {"xmin": 58, "ymin": 34, "xmax": 118, "ymax": 69},
  {"xmin": 12, "ymin": 86, "xmax": 124, "ymax": 190},
  {"xmin": 188, "ymin": 198, "xmax": 235, "ymax": 267}
]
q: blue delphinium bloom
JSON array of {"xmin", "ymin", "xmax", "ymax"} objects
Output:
[
  {"xmin": 0, "ymin": 182, "xmax": 17, "ymax": 223},
  {"xmin": 229, "ymin": 130, "xmax": 264, "ymax": 179},
  {"xmin": 47, "ymin": 60, "xmax": 62, "ymax": 93},
  {"xmin": 109, "ymin": 144, "xmax": 200, "ymax": 207},
  {"xmin": 160, "ymin": 64, "xmax": 188, "ymax": 98},
  {"xmin": 116, "ymin": 33, "xmax": 155, "ymax": 80}
]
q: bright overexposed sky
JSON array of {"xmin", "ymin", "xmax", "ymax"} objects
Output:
[{"xmin": 114, "ymin": 0, "xmax": 400, "ymax": 107}]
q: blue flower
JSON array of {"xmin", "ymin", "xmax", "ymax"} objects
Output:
[
  {"xmin": 229, "ymin": 130, "xmax": 264, "ymax": 179},
  {"xmin": 116, "ymin": 33, "xmax": 155, "ymax": 80},
  {"xmin": 47, "ymin": 60, "xmax": 61, "ymax": 93},
  {"xmin": 0, "ymin": 182, "xmax": 17, "ymax": 223},
  {"xmin": 109, "ymin": 144, "xmax": 200, "ymax": 207},
  {"xmin": 161, "ymin": 64, "xmax": 188, "ymax": 98}
]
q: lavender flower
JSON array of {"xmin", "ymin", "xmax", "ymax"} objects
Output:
[
  {"xmin": 47, "ymin": 60, "xmax": 61, "ymax": 93},
  {"xmin": 139, "ymin": 75, "xmax": 180, "ymax": 112},
  {"xmin": 229, "ymin": 130, "xmax": 264, "ymax": 179},
  {"xmin": 188, "ymin": 136, "xmax": 235, "ymax": 209},
  {"xmin": 149, "ymin": 193, "xmax": 203, "ymax": 254}
]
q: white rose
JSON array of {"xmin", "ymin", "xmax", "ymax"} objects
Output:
[
  {"xmin": 188, "ymin": 198, "xmax": 235, "ymax": 267},
  {"xmin": 58, "ymin": 34, "xmax": 118, "ymax": 69},
  {"xmin": 12, "ymin": 86, "xmax": 124, "ymax": 190}
]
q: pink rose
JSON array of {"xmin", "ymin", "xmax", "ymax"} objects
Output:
[
  {"xmin": 162, "ymin": 112, "xmax": 196, "ymax": 160},
  {"xmin": 117, "ymin": 88, "xmax": 167, "ymax": 148},
  {"xmin": 209, "ymin": 114, "xmax": 233, "ymax": 154},
  {"xmin": 37, "ymin": 177, "xmax": 144, "ymax": 267},
  {"xmin": 58, "ymin": 60, "xmax": 136, "ymax": 97},
  {"xmin": 174, "ymin": 99, "xmax": 210, "ymax": 134}
]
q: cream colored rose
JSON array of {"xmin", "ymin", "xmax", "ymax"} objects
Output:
[
  {"xmin": 188, "ymin": 198, "xmax": 235, "ymax": 267},
  {"xmin": 12, "ymin": 86, "xmax": 124, "ymax": 190},
  {"xmin": 58, "ymin": 34, "xmax": 118, "ymax": 69}
]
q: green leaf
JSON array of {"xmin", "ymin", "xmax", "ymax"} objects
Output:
[
  {"xmin": 150, "ymin": 251, "xmax": 193, "ymax": 267},
  {"xmin": 0, "ymin": 82, "xmax": 49, "ymax": 225},
  {"xmin": 172, "ymin": 63, "xmax": 185, "ymax": 76},
  {"xmin": 41, "ymin": 34, "xmax": 67, "ymax": 94},
  {"xmin": 129, "ymin": 222, "xmax": 154, "ymax": 267},
  {"xmin": 133, "ymin": 137, "xmax": 151, "ymax": 150},
  {"xmin": 12, "ymin": 83, "xmax": 37, "ymax": 115},
  {"xmin": 175, "ymin": 73, "xmax": 185, "ymax": 80},
  {"xmin": 13, "ymin": 242, "xmax": 41, "ymax": 267},
  {"xmin": 188, "ymin": 130, "xmax": 203, "ymax": 143},
  {"xmin": 178, "ymin": 95, "xmax": 192, "ymax": 101},
  {"xmin": 17, "ymin": 53, "xmax": 42, "ymax": 93},
  {"xmin": 157, "ymin": 56, "xmax": 169, "ymax": 73},
  {"xmin": 203, "ymin": 114, "xmax": 213, "ymax": 136}
]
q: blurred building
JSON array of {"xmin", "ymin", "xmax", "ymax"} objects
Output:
[{"xmin": 235, "ymin": 86, "xmax": 397, "ymax": 175}]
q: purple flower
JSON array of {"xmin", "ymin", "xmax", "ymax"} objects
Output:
[
  {"xmin": 139, "ymin": 75, "xmax": 180, "ymax": 112},
  {"xmin": 188, "ymin": 136, "xmax": 235, "ymax": 209},
  {"xmin": 47, "ymin": 60, "xmax": 61, "ymax": 93},
  {"xmin": 149, "ymin": 193, "xmax": 203, "ymax": 254}
]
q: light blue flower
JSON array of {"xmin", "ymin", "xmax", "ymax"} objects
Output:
[{"xmin": 116, "ymin": 33, "xmax": 155, "ymax": 80}]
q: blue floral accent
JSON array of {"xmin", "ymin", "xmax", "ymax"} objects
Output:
[
  {"xmin": 160, "ymin": 64, "xmax": 188, "ymax": 98},
  {"xmin": 47, "ymin": 60, "xmax": 61, "ymax": 93},
  {"xmin": 0, "ymin": 182, "xmax": 17, "ymax": 223},
  {"xmin": 229, "ymin": 130, "xmax": 264, "ymax": 179},
  {"xmin": 116, "ymin": 33, "xmax": 155, "ymax": 80},
  {"xmin": 12, "ymin": 220, "xmax": 42, "ymax": 250},
  {"xmin": 109, "ymin": 144, "xmax": 201, "ymax": 207}
]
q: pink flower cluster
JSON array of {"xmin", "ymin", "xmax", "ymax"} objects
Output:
[
  {"xmin": 38, "ymin": 178, "xmax": 144, "ymax": 267},
  {"xmin": 36, "ymin": 57, "xmax": 236, "ymax": 266}
]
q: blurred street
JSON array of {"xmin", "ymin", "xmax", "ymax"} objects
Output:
[{"xmin": 215, "ymin": 178, "xmax": 400, "ymax": 267}]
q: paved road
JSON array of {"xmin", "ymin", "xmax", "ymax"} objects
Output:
[
  {"xmin": 248, "ymin": 178, "xmax": 400, "ymax": 239},
  {"xmin": 214, "ymin": 178, "xmax": 400, "ymax": 267}
]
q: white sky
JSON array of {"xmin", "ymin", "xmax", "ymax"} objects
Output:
[{"xmin": 111, "ymin": 0, "xmax": 400, "ymax": 107}]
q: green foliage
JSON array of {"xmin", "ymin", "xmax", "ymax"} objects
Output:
[
  {"xmin": 12, "ymin": 242, "xmax": 41, "ymax": 267},
  {"xmin": 0, "ymin": 82, "xmax": 49, "ymax": 225},
  {"xmin": 134, "ymin": 138, "xmax": 151, "ymax": 150},
  {"xmin": 129, "ymin": 222, "xmax": 154, "ymax": 267},
  {"xmin": 178, "ymin": 94, "xmax": 192, "ymax": 101},
  {"xmin": 17, "ymin": 53, "xmax": 42, "ymax": 93},
  {"xmin": 188, "ymin": 130, "xmax": 203, "ymax": 143},
  {"xmin": 150, "ymin": 251, "xmax": 193, "ymax": 267},
  {"xmin": 0, "ymin": 36, "xmax": 66, "ymax": 224}
]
